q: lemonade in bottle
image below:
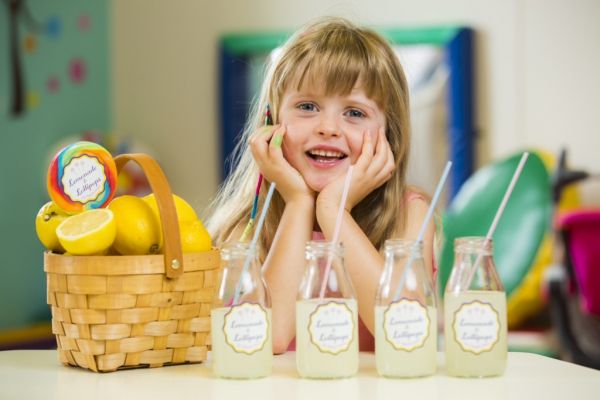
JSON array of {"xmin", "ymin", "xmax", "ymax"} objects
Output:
[
  {"xmin": 211, "ymin": 242, "xmax": 272, "ymax": 379},
  {"xmin": 296, "ymin": 240, "xmax": 358, "ymax": 379},
  {"xmin": 444, "ymin": 237, "xmax": 507, "ymax": 377},
  {"xmin": 375, "ymin": 240, "xmax": 437, "ymax": 378}
]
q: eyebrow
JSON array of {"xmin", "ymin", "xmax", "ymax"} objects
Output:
[
  {"xmin": 345, "ymin": 94, "xmax": 377, "ymax": 113},
  {"xmin": 288, "ymin": 90, "xmax": 378, "ymax": 113}
]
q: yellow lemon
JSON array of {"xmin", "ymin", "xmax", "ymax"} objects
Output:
[
  {"xmin": 143, "ymin": 193, "xmax": 198, "ymax": 224},
  {"xmin": 56, "ymin": 209, "xmax": 116, "ymax": 255},
  {"xmin": 179, "ymin": 220, "xmax": 212, "ymax": 253},
  {"xmin": 108, "ymin": 195, "xmax": 161, "ymax": 255},
  {"xmin": 35, "ymin": 201, "xmax": 70, "ymax": 252}
]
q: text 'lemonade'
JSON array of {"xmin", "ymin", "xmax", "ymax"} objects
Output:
[
  {"xmin": 444, "ymin": 291, "xmax": 506, "ymax": 376},
  {"xmin": 296, "ymin": 298, "xmax": 358, "ymax": 378},
  {"xmin": 211, "ymin": 242, "xmax": 272, "ymax": 378},
  {"xmin": 211, "ymin": 305, "xmax": 272, "ymax": 378},
  {"xmin": 444, "ymin": 237, "xmax": 507, "ymax": 377},
  {"xmin": 296, "ymin": 241, "xmax": 358, "ymax": 378},
  {"xmin": 375, "ymin": 240, "xmax": 437, "ymax": 378}
]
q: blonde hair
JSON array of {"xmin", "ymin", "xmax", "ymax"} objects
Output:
[{"xmin": 206, "ymin": 17, "xmax": 412, "ymax": 258}]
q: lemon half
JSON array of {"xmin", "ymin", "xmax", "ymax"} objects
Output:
[{"xmin": 56, "ymin": 209, "xmax": 116, "ymax": 255}]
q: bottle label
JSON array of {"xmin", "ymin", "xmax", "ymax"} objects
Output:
[
  {"xmin": 223, "ymin": 303, "xmax": 269, "ymax": 354},
  {"xmin": 309, "ymin": 301, "xmax": 355, "ymax": 355},
  {"xmin": 453, "ymin": 300, "xmax": 500, "ymax": 354},
  {"xmin": 61, "ymin": 155, "xmax": 107, "ymax": 203},
  {"xmin": 383, "ymin": 299, "xmax": 430, "ymax": 351}
]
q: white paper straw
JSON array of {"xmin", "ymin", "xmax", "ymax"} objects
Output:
[
  {"xmin": 318, "ymin": 166, "xmax": 354, "ymax": 300},
  {"xmin": 393, "ymin": 161, "xmax": 452, "ymax": 301},
  {"xmin": 232, "ymin": 182, "xmax": 277, "ymax": 305},
  {"xmin": 463, "ymin": 152, "xmax": 530, "ymax": 289}
]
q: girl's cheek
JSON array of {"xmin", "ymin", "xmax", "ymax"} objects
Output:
[
  {"xmin": 369, "ymin": 129, "xmax": 378, "ymax": 145},
  {"xmin": 281, "ymin": 140, "xmax": 296, "ymax": 163}
]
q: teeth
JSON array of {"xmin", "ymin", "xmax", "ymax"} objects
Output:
[{"xmin": 308, "ymin": 149, "xmax": 345, "ymax": 158}]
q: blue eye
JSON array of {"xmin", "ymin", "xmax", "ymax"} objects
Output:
[
  {"xmin": 297, "ymin": 102, "xmax": 317, "ymax": 112},
  {"xmin": 346, "ymin": 108, "xmax": 365, "ymax": 118}
]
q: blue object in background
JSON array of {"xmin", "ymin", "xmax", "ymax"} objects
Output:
[{"xmin": 45, "ymin": 15, "xmax": 61, "ymax": 38}]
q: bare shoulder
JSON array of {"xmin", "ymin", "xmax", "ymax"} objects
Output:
[{"xmin": 401, "ymin": 188, "xmax": 435, "ymax": 240}]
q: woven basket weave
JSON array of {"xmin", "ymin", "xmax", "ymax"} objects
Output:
[{"xmin": 44, "ymin": 153, "xmax": 220, "ymax": 372}]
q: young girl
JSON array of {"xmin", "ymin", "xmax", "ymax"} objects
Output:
[{"xmin": 207, "ymin": 17, "xmax": 435, "ymax": 354}]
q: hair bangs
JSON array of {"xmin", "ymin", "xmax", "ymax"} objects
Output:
[
  {"xmin": 295, "ymin": 47, "xmax": 362, "ymax": 97},
  {"xmin": 277, "ymin": 28, "xmax": 388, "ymax": 107}
]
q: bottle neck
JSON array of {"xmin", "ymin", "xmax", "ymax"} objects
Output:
[
  {"xmin": 446, "ymin": 236, "xmax": 503, "ymax": 293},
  {"xmin": 384, "ymin": 239, "xmax": 423, "ymax": 258},
  {"xmin": 305, "ymin": 240, "xmax": 344, "ymax": 259},
  {"xmin": 454, "ymin": 237, "xmax": 493, "ymax": 256},
  {"xmin": 221, "ymin": 242, "xmax": 257, "ymax": 263}
]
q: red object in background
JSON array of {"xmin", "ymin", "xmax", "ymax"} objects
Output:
[
  {"xmin": 69, "ymin": 58, "xmax": 86, "ymax": 84},
  {"xmin": 557, "ymin": 210, "xmax": 600, "ymax": 317}
]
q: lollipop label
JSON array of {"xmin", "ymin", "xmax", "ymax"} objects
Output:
[
  {"xmin": 308, "ymin": 301, "xmax": 355, "ymax": 354},
  {"xmin": 223, "ymin": 303, "xmax": 269, "ymax": 354},
  {"xmin": 453, "ymin": 300, "xmax": 500, "ymax": 354},
  {"xmin": 62, "ymin": 155, "xmax": 107, "ymax": 203},
  {"xmin": 47, "ymin": 141, "xmax": 117, "ymax": 212},
  {"xmin": 383, "ymin": 299, "xmax": 430, "ymax": 351}
]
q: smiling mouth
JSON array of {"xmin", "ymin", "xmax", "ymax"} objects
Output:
[{"xmin": 306, "ymin": 149, "xmax": 347, "ymax": 163}]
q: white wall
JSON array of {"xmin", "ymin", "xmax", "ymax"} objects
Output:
[{"xmin": 112, "ymin": 0, "xmax": 600, "ymax": 213}]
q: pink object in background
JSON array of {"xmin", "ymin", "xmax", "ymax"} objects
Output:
[
  {"xmin": 77, "ymin": 14, "xmax": 91, "ymax": 32},
  {"xmin": 46, "ymin": 76, "xmax": 59, "ymax": 93},
  {"xmin": 69, "ymin": 58, "xmax": 87, "ymax": 84},
  {"xmin": 558, "ymin": 210, "xmax": 600, "ymax": 316}
]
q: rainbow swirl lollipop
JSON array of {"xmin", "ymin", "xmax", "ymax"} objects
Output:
[{"xmin": 47, "ymin": 141, "xmax": 117, "ymax": 212}]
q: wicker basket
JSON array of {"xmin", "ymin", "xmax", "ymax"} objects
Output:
[{"xmin": 44, "ymin": 153, "xmax": 220, "ymax": 372}]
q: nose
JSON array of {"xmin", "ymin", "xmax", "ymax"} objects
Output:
[{"xmin": 317, "ymin": 111, "xmax": 340, "ymax": 138}]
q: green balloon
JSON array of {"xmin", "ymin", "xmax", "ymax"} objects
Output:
[{"xmin": 439, "ymin": 152, "xmax": 551, "ymax": 297}]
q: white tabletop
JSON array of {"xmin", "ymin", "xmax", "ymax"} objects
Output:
[{"xmin": 0, "ymin": 350, "xmax": 599, "ymax": 400}]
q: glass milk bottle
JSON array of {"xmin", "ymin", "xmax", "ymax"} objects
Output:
[
  {"xmin": 375, "ymin": 240, "xmax": 437, "ymax": 378},
  {"xmin": 444, "ymin": 237, "xmax": 507, "ymax": 377},
  {"xmin": 296, "ymin": 240, "xmax": 359, "ymax": 379},
  {"xmin": 211, "ymin": 242, "xmax": 272, "ymax": 378}
]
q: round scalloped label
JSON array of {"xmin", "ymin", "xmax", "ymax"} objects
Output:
[
  {"xmin": 453, "ymin": 300, "xmax": 500, "ymax": 354},
  {"xmin": 47, "ymin": 141, "xmax": 117, "ymax": 212},
  {"xmin": 308, "ymin": 301, "xmax": 355, "ymax": 354},
  {"xmin": 383, "ymin": 299, "xmax": 430, "ymax": 351},
  {"xmin": 223, "ymin": 303, "xmax": 269, "ymax": 354}
]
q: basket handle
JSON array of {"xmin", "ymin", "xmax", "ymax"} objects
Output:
[{"xmin": 114, "ymin": 153, "xmax": 184, "ymax": 278}]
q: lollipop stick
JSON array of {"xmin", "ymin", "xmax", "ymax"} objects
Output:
[
  {"xmin": 240, "ymin": 174, "xmax": 264, "ymax": 242},
  {"xmin": 240, "ymin": 106, "xmax": 273, "ymax": 242}
]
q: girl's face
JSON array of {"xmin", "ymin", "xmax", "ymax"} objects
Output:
[{"xmin": 278, "ymin": 83, "xmax": 386, "ymax": 192}]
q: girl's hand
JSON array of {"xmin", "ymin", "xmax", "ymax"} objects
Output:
[
  {"xmin": 316, "ymin": 127, "xmax": 395, "ymax": 215},
  {"xmin": 250, "ymin": 124, "xmax": 315, "ymax": 204}
]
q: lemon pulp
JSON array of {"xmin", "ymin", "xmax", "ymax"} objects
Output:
[{"xmin": 56, "ymin": 209, "xmax": 116, "ymax": 255}]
